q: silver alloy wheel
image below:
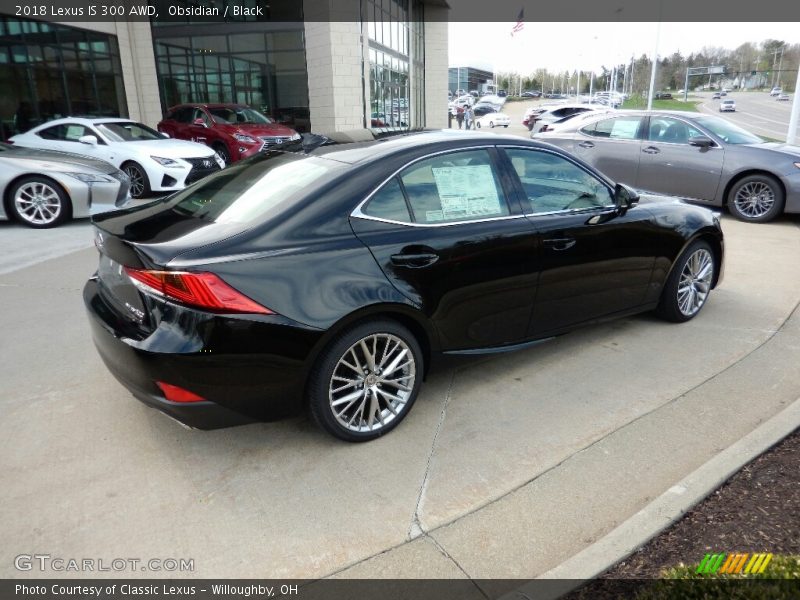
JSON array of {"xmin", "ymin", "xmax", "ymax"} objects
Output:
[
  {"xmin": 677, "ymin": 248, "xmax": 714, "ymax": 317},
  {"xmin": 13, "ymin": 181, "xmax": 62, "ymax": 225},
  {"xmin": 733, "ymin": 181, "xmax": 775, "ymax": 218},
  {"xmin": 123, "ymin": 165, "xmax": 145, "ymax": 197},
  {"xmin": 328, "ymin": 333, "xmax": 416, "ymax": 434}
]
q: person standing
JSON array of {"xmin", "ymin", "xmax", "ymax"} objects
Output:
[
  {"xmin": 455, "ymin": 105, "xmax": 464, "ymax": 129},
  {"xmin": 464, "ymin": 106, "xmax": 474, "ymax": 130}
]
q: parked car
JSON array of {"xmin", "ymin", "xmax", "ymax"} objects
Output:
[
  {"xmin": 0, "ymin": 142, "xmax": 129, "ymax": 228},
  {"xmin": 472, "ymin": 104, "xmax": 499, "ymax": 117},
  {"xmin": 497, "ymin": 89, "xmax": 507, "ymax": 97},
  {"xmin": 474, "ymin": 112, "xmax": 510, "ymax": 128},
  {"xmin": 770, "ymin": 87, "xmax": 782, "ymax": 96},
  {"xmin": 84, "ymin": 131, "xmax": 724, "ymax": 442},
  {"xmin": 10, "ymin": 118, "xmax": 224, "ymax": 199},
  {"xmin": 521, "ymin": 91, "xmax": 542, "ymax": 98},
  {"xmin": 535, "ymin": 110, "xmax": 800, "ymax": 222},
  {"xmin": 719, "ymin": 99, "xmax": 736, "ymax": 112},
  {"xmin": 157, "ymin": 104, "xmax": 300, "ymax": 166},
  {"xmin": 777, "ymin": 93, "xmax": 790, "ymax": 102},
  {"xmin": 532, "ymin": 109, "xmax": 616, "ymax": 135},
  {"xmin": 526, "ymin": 104, "xmax": 602, "ymax": 131},
  {"xmin": 654, "ymin": 92, "xmax": 673, "ymax": 100}
]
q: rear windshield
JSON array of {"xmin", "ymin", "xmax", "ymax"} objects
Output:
[{"xmin": 169, "ymin": 152, "xmax": 343, "ymax": 224}]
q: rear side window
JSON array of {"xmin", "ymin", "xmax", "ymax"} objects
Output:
[
  {"xmin": 399, "ymin": 149, "xmax": 509, "ymax": 225},
  {"xmin": 582, "ymin": 116, "xmax": 643, "ymax": 140},
  {"xmin": 363, "ymin": 178, "xmax": 412, "ymax": 222}
]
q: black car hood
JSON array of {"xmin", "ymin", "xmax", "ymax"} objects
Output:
[{"xmin": 6, "ymin": 146, "xmax": 119, "ymax": 174}]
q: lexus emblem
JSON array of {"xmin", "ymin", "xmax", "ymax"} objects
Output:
[{"xmin": 203, "ymin": 159, "xmax": 212, "ymax": 168}]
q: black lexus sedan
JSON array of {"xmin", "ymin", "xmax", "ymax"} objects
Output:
[{"xmin": 84, "ymin": 130, "xmax": 724, "ymax": 442}]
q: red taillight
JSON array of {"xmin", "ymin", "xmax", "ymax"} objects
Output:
[
  {"xmin": 156, "ymin": 381, "xmax": 206, "ymax": 403},
  {"xmin": 124, "ymin": 267, "xmax": 274, "ymax": 315}
]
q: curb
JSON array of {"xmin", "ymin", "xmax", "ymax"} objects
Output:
[{"xmin": 501, "ymin": 395, "xmax": 800, "ymax": 600}]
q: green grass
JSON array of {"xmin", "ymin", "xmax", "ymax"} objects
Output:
[
  {"xmin": 631, "ymin": 555, "xmax": 800, "ymax": 600},
  {"xmin": 622, "ymin": 97, "xmax": 701, "ymax": 112}
]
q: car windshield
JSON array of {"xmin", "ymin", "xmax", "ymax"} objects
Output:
[
  {"xmin": 694, "ymin": 116, "xmax": 763, "ymax": 145},
  {"xmin": 208, "ymin": 106, "xmax": 272, "ymax": 125},
  {"xmin": 169, "ymin": 152, "xmax": 343, "ymax": 225},
  {"xmin": 97, "ymin": 122, "xmax": 163, "ymax": 142}
]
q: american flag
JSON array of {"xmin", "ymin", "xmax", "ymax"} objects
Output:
[{"xmin": 511, "ymin": 9, "xmax": 524, "ymax": 36}]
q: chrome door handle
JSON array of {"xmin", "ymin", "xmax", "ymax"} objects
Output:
[
  {"xmin": 543, "ymin": 237, "xmax": 577, "ymax": 251},
  {"xmin": 578, "ymin": 141, "xmax": 595, "ymax": 149},
  {"xmin": 642, "ymin": 146, "xmax": 660, "ymax": 154}
]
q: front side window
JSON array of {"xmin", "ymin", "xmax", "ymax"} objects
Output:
[
  {"xmin": 582, "ymin": 116, "xmax": 643, "ymax": 140},
  {"xmin": 693, "ymin": 116, "xmax": 763, "ymax": 145},
  {"xmin": 399, "ymin": 149, "xmax": 509, "ymax": 225},
  {"xmin": 504, "ymin": 148, "xmax": 613, "ymax": 214}
]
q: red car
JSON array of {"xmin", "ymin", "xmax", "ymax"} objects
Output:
[{"xmin": 157, "ymin": 104, "xmax": 300, "ymax": 164}]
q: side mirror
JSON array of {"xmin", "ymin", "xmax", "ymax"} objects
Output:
[
  {"xmin": 193, "ymin": 118, "xmax": 207, "ymax": 127},
  {"xmin": 689, "ymin": 136, "xmax": 714, "ymax": 148},
  {"xmin": 614, "ymin": 183, "xmax": 639, "ymax": 210},
  {"xmin": 78, "ymin": 135, "xmax": 98, "ymax": 146}
]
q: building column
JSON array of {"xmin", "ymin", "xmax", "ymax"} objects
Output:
[
  {"xmin": 422, "ymin": 5, "xmax": 448, "ymax": 129},
  {"xmin": 303, "ymin": 20, "xmax": 365, "ymax": 132}
]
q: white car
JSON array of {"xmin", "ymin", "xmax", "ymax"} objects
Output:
[
  {"xmin": 770, "ymin": 87, "xmax": 782, "ymax": 96},
  {"xmin": 10, "ymin": 118, "xmax": 225, "ymax": 198},
  {"xmin": 719, "ymin": 99, "xmax": 736, "ymax": 112},
  {"xmin": 475, "ymin": 112, "xmax": 510, "ymax": 128},
  {"xmin": 532, "ymin": 109, "xmax": 616, "ymax": 136}
]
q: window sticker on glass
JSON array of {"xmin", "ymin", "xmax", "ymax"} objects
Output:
[{"xmin": 431, "ymin": 165, "xmax": 503, "ymax": 219}]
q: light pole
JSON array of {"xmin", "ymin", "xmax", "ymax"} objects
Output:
[{"xmin": 646, "ymin": 22, "xmax": 661, "ymax": 110}]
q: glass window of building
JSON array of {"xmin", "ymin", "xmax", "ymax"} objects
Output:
[
  {"xmin": 364, "ymin": 0, "xmax": 424, "ymax": 131},
  {"xmin": 0, "ymin": 17, "xmax": 127, "ymax": 139},
  {"xmin": 151, "ymin": 2, "xmax": 309, "ymax": 132}
]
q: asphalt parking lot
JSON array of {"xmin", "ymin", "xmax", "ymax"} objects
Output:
[{"xmin": 2, "ymin": 127, "xmax": 800, "ymax": 583}]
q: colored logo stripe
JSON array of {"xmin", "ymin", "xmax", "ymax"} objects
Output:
[{"xmin": 697, "ymin": 553, "xmax": 773, "ymax": 574}]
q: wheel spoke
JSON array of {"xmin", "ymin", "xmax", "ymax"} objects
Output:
[
  {"xmin": 359, "ymin": 339, "xmax": 376, "ymax": 372},
  {"xmin": 382, "ymin": 349, "xmax": 409, "ymax": 377}
]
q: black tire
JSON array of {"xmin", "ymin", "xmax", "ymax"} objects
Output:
[
  {"xmin": 476, "ymin": 122, "xmax": 481, "ymax": 128},
  {"xmin": 307, "ymin": 319, "xmax": 424, "ymax": 442},
  {"xmin": 655, "ymin": 240, "xmax": 716, "ymax": 323},
  {"xmin": 121, "ymin": 162, "xmax": 150, "ymax": 199},
  {"xmin": 7, "ymin": 176, "xmax": 71, "ymax": 228},
  {"xmin": 504, "ymin": 125, "xmax": 509, "ymax": 128},
  {"xmin": 489, "ymin": 121, "xmax": 495, "ymax": 128},
  {"xmin": 727, "ymin": 174, "xmax": 785, "ymax": 223},
  {"xmin": 213, "ymin": 143, "xmax": 231, "ymax": 166}
]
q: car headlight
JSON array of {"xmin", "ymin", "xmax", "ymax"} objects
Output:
[
  {"xmin": 66, "ymin": 172, "xmax": 113, "ymax": 183},
  {"xmin": 290, "ymin": 132, "xmax": 301, "ymax": 141},
  {"xmin": 233, "ymin": 133, "xmax": 257, "ymax": 143},
  {"xmin": 151, "ymin": 156, "xmax": 182, "ymax": 167}
]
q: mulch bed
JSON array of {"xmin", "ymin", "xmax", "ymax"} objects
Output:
[{"xmin": 602, "ymin": 427, "xmax": 800, "ymax": 579}]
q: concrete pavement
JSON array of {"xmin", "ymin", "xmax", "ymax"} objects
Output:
[{"xmin": 2, "ymin": 150, "xmax": 800, "ymax": 586}]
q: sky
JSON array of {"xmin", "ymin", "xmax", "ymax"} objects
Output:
[{"xmin": 448, "ymin": 23, "xmax": 800, "ymax": 74}]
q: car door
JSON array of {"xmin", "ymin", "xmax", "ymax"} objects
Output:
[
  {"xmin": 570, "ymin": 115, "xmax": 647, "ymax": 189},
  {"xmin": 350, "ymin": 147, "xmax": 540, "ymax": 351},
  {"xmin": 187, "ymin": 107, "xmax": 211, "ymax": 146},
  {"xmin": 35, "ymin": 123, "xmax": 100, "ymax": 157},
  {"xmin": 499, "ymin": 146, "xmax": 657, "ymax": 336},
  {"xmin": 635, "ymin": 116, "xmax": 725, "ymax": 201}
]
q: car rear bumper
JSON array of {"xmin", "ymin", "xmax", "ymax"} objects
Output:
[{"xmin": 83, "ymin": 278, "xmax": 324, "ymax": 429}]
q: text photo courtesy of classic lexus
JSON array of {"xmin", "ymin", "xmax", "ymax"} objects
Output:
[{"xmin": 83, "ymin": 131, "xmax": 725, "ymax": 441}]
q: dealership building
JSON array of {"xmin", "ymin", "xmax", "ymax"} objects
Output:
[{"xmin": 0, "ymin": 0, "xmax": 448, "ymax": 140}]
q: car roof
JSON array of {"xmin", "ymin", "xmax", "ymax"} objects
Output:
[
  {"xmin": 32, "ymin": 117, "xmax": 137, "ymax": 128},
  {"xmin": 300, "ymin": 130, "xmax": 539, "ymax": 165}
]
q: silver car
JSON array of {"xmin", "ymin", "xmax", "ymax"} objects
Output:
[
  {"xmin": 0, "ymin": 143, "xmax": 129, "ymax": 228},
  {"xmin": 535, "ymin": 110, "xmax": 800, "ymax": 222}
]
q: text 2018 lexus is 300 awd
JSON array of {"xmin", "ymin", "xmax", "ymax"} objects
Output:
[{"xmin": 84, "ymin": 131, "xmax": 724, "ymax": 441}]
